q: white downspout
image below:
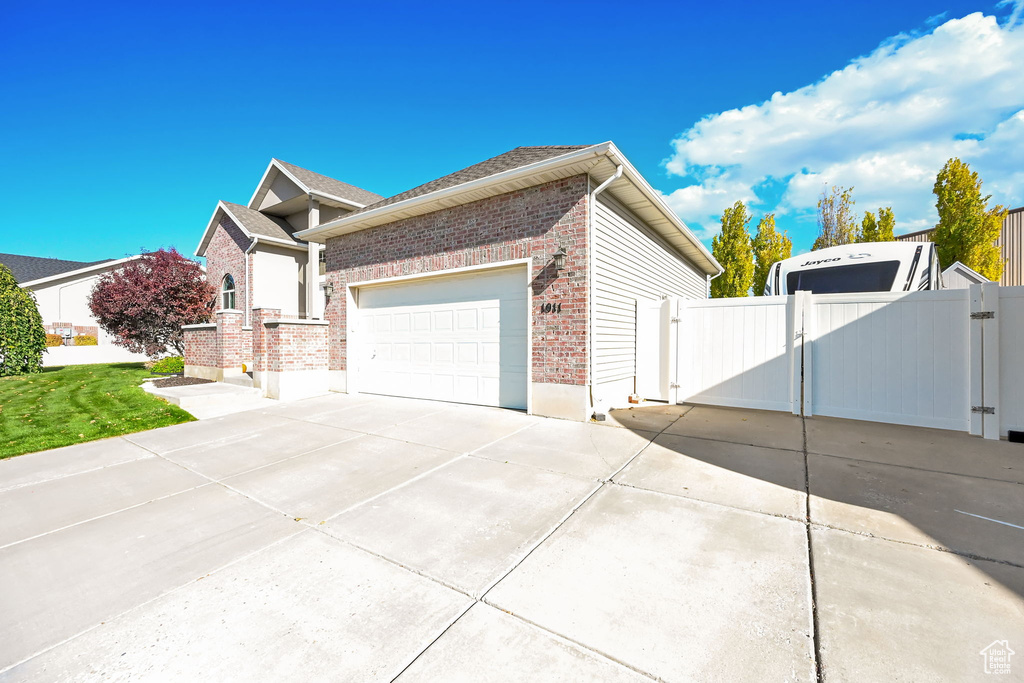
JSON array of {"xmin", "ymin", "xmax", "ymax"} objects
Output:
[
  {"xmin": 706, "ymin": 267, "xmax": 724, "ymax": 299},
  {"xmin": 587, "ymin": 164, "xmax": 623, "ymax": 417},
  {"xmin": 244, "ymin": 237, "xmax": 258, "ymax": 327}
]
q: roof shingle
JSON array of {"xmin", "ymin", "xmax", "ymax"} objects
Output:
[
  {"xmin": 221, "ymin": 201, "xmax": 302, "ymax": 244},
  {"xmin": 350, "ymin": 145, "xmax": 593, "ymax": 217},
  {"xmin": 275, "ymin": 160, "xmax": 384, "ymax": 207},
  {"xmin": 0, "ymin": 253, "xmax": 115, "ymax": 284}
]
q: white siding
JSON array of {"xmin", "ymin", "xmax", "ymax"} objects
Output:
[{"xmin": 592, "ymin": 194, "xmax": 706, "ymax": 394}]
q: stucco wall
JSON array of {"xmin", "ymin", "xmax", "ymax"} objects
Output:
[{"xmin": 252, "ymin": 244, "xmax": 307, "ymax": 317}]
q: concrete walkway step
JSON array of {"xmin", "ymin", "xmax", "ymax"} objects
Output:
[
  {"xmin": 142, "ymin": 381, "xmax": 272, "ymax": 419},
  {"xmin": 222, "ymin": 373, "xmax": 255, "ymax": 388}
]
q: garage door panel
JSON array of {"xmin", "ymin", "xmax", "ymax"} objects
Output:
[{"xmin": 356, "ymin": 268, "xmax": 528, "ymax": 409}]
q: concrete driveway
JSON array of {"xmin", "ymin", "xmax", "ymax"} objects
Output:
[{"xmin": 1, "ymin": 395, "xmax": 1022, "ymax": 681}]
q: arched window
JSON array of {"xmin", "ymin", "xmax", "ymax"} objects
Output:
[{"xmin": 221, "ymin": 274, "xmax": 236, "ymax": 310}]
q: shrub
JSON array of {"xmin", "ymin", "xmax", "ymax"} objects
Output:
[
  {"xmin": 0, "ymin": 264, "xmax": 46, "ymax": 375},
  {"xmin": 45, "ymin": 334, "xmax": 64, "ymax": 347},
  {"xmin": 151, "ymin": 355, "xmax": 184, "ymax": 374},
  {"xmin": 73, "ymin": 335, "xmax": 97, "ymax": 346}
]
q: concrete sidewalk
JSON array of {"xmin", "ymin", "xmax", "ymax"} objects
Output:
[{"xmin": 1, "ymin": 395, "xmax": 1021, "ymax": 681}]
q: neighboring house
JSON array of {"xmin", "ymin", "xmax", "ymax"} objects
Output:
[
  {"xmin": 187, "ymin": 143, "xmax": 721, "ymax": 421},
  {"xmin": 941, "ymin": 261, "xmax": 989, "ymax": 289},
  {"xmin": 897, "ymin": 205, "xmax": 1024, "ymax": 286},
  {"xmin": 0, "ymin": 252, "xmax": 144, "ymax": 343},
  {"xmin": 194, "ymin": 159, "xmax": 384, "ymax": 326}
]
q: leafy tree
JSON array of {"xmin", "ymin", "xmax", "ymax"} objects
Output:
[
  {"xmin": 859, "ymin": 207, "xmax": 896, "ymax": 242},
  {"xmin": 752, "ymin": 213, "xmax": 792, "ymax": 295},
  {"xmin": 0, "ymin": 264, "xmax": 47, "ymax": 376},
  {"xmin": 89, "ymin": 248, "xmax": 216, "ymax": 357},
  {"xmin": 812, "ymin": 186, "xmax": 857, "ymax": 250},
  {"xmin": 711, "ymin": 201, "xmax": 754, "ymax": 298},
  {"xmin": 932, "ymin": 158, "xmax": 1006, "ymax": 281}
]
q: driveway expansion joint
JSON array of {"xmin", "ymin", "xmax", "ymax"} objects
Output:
[{"xmin": 801, "ymin": 414, "xmax": 824, "ymax": 683}]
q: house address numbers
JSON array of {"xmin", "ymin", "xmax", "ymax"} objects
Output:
[{"xmin": 540, "ymin": 302, "xmax": 562, "ymax": 314}]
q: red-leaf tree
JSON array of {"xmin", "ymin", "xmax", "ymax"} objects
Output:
[{"xmin": 89, "ymin": 248, "xmax": 216, "ymax": 357}]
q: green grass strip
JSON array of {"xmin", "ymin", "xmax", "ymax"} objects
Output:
[{"xmin": 0, "ymin": 363, "xmax": 195, "ymax": 459}]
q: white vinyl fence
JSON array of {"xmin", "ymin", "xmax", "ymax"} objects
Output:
[{"xmin": 646, "ymin": 284, "xmax": 1021, "ymax": 439}]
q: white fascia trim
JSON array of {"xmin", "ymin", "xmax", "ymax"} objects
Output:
[
  {"xmin": 20, "ymin": 254, "xmax": 146, "ymax": 288},
  {"xmin": 246, "ymin": 159, "xmax": 279, "ymax": 209},
  {"xmin": 307, "ymin": 190, "xmax": 367, "ymax": 210},
  {"xmin": 602, "ymin": 143, "xmax": 722, "ymax": 277},
  {"xmin": 248, "ymin": 159, "xmax": 368, "ymax": 211},
  {"xmin": 297, "ymin": 143, "xmax": 614, "ymax": 242},
  {"xmin": 346, "ymin": 257, "xmax": 532, "ymax": 289}
]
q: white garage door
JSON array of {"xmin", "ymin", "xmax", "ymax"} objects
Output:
[{"xmin": 355, "ymin": 267, "xmax": 528, "ymax": 409}]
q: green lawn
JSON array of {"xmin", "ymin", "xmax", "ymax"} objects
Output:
[{"xmin": 0, "ymin": 363, "xmax": 195, "ymax": 459}]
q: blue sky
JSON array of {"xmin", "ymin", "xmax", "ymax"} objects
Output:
[{"xmin": 1, "ymin": 0, "xmax": 1020, "ymax": 262}]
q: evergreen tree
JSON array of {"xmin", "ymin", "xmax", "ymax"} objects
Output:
[
  {"xmin": 751, "ymin": 213, "xmax": 792, "ymax": 295},
  {"xmin": 710, "ymin": 201, "xmax": 754, "ymax": 298},
  {"xmin": 932, "ymin": 158, "xmax": 1006, "ymax": 281},
  {"xmin": 0, "ymin": 264, "xmax": 47, "ymax": 376}
]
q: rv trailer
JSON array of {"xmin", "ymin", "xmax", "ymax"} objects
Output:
[{"xmin": 763, "ymin": 242, "xmax": 941, "ymax": 296}]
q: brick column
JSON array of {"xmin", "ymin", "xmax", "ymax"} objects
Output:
[{"xmin": 215, "ymin": 309, "xmax": 245, "ymax": 374}]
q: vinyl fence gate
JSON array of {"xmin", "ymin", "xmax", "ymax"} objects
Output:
[{"xmin": 637, "ymin": 284, "xmax": 1023, "ymax": 440}]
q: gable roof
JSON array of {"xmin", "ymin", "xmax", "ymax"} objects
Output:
[
  {"xmin": 222, "ymin": 201, "xmax": 299, "ymax": 242},
  {"xmin": 248, "ymin": 159, "xmax": 382, "ymax": 211},
  {"xmin": 297, "ymin": 142, "xmax": 721, "ymax": 276},
  {"xmin": 350, "ymin": 146, "xmax": 590, "ymax": 217},
  {"xmin": 942, "ymin": 260, "xmax": 989, "ymax": 284},
  {"xmin": 274, "ymin": 160, "xmax": 383, "ymax": 207},
  {"xmin": 195, "ymin": 201, "xmax": 306, "ymax": 257},
  {"xmin": 0, "ymin": 253, "xmax": 114, "ymax": 284}
]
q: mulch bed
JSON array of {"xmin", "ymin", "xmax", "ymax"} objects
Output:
[{"xmin": 151, "ymin": 376, "xmax": 214, "ymax": 388}]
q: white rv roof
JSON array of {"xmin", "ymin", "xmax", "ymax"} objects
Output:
[{"xmin": 777, "ymin": 242, "xmax": 932, "ymax": 271}]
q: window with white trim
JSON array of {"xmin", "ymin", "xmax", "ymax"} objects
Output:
[{"xmin": 221, "ymin": 274, "xmax": 236, "ymax": 309}]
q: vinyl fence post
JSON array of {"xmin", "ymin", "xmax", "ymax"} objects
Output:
[
  {"xmin": 802, "ymin": 292, "xmax": 815, "ymax": 418},
  {"xmin": 668, "ymin": 298, "xmax": 680, "ymax": 405},
  {"xmin": 969, "ymin": 284, "xmax": 984, "ymax": 437},
  {"xmin": 789, "ymin": 293, "xmax": 803, "ymax": 416},
  {"xmin": 982, "ymin": 283, "xmax": 1000, "ymax": 440}
]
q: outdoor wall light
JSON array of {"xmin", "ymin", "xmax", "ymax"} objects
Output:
[
  {"xmin": 323, "ymin": 282, "xmax": 335, "ymax": 299},
  {"xmin": 553, "ymin": 248, "xmax": 568, "ymax": 271}
]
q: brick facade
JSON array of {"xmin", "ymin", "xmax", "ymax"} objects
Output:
[
  {"xmin": 252, "ymin": 308, "xmax": 275, "ymax": 373},
  {"xmin": 324, "ymin": 175, "xmax": 590, "ymax": 386},
  {"xmin": 183, "ymin": 325, "xmax": 217, "ymax": 368},
  {"xmin": 265, "ymin": 322, "xmax": 329, "ymax": 372},
  {"xmin": 216, "ymin": 310, "xmax": 251, "ymax": 368},
  {"xmin": 205, "ymin": 216, "xmax": 252, "ymax": 319}
]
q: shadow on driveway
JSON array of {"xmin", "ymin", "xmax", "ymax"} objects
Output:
[{"xmin": 608, "ymin": 401, "xmax": 1024, "ymax": 681}]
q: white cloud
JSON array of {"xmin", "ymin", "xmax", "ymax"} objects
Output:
[{"xmin": 664, "ymin": 8, "xmax": 1024, "ymax": 244}]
